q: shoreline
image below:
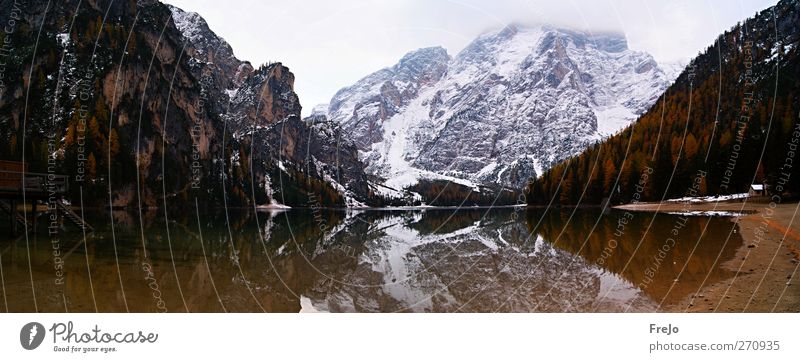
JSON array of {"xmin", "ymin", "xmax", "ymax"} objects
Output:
[
  {"xmin": 615, "ymin": 200, "xmax": 800, "ymax": 312},
  {"xmin": 613, "ymin": 200, "xmax": 758, "ymax": 213}
]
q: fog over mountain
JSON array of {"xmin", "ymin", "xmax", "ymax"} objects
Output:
[{"xmin": 163, "ymin": 0, "xmax": 778, "ymax": 114}]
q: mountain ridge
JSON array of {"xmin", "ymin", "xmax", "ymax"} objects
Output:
[{"xmin": 327, "ymin": 24, "xmax": 676, "ymax": 203}]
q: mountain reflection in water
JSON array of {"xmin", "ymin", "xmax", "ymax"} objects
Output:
[{"xmin": 0, "ymin": 207, "xmax": 741, "ymax": 312}]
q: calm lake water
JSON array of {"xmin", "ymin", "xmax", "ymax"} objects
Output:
[{"xmin": 0, "ymin": 207, "xmax": 743, "ymax": 312}]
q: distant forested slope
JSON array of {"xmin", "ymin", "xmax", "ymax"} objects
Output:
[{"xmin": 528, "ymin": 0, "xmax": 800, "ymax": 205}]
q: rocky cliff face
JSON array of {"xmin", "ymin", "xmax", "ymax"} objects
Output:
[
  {"xmin": 327, "ymin": 25, "xmax": 677, "ymax": 192},
  {"xmin": 0, "ymin": 0, "xmax": 372, "ymax": 208},
  {"xmin": 252, "ymin": 112, "xmax": 373, "ymax": 208},
  {"xmin": 329, "ymin": 47, "xmax": 450, "ymax": 150}
]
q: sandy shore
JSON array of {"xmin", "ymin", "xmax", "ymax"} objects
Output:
[{"xmin": 615, "ymin": 200, "xmax": 800, "ymax": 312}]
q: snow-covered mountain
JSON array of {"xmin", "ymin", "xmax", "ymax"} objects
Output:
[
  {"xmin": 658, "ymin": 59, "xmax": 689, "ymax": 84},
  {"xmin": 310, "ymin": 103, "xmax": 330, "ymax": 117},
  {"xmin": 327, "ymin": 25, "xmax": 678, "ymax": 191},
  {"xmin": 329, "ymin": 47, "xmax": 450, "ymax": 150}
]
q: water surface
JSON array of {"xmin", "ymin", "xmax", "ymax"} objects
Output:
[{"xmin": 0, "ymin": 207, "xmax": 743, "ymax": 312}]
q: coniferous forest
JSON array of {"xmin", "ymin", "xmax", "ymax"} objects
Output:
[{"xmin": 527, "ymin": 3, "xmax": 800, "ymax": 206}]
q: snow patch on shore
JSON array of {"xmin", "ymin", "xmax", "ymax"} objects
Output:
[{"xmin": 664, "ymin": 193, "xmax": 748, "ymax": 204}]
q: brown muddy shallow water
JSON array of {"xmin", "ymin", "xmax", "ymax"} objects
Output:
[{"xmin": 0, "ymin": 207, "xmax": 747, "ymax": 312}]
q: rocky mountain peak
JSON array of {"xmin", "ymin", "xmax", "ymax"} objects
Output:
[
  {"xmin": 167, "ymin": 4, "xmax": 251, "ymax": 93},
  {"xmin": 327, "ymin": 46, "xmax": 452, "ymax": 151},
  {"xmin": 391, "ymin": 47, "xmax": 451, "ymax": 91},
  {"xmin": 167, "ymin": 4, "xmax": 238, "ymax": 60},
  {"xmin": 311, "ymin": 103, "xmax": 329, "ymax": 117},
  {"xmin": 328, "ymin": 24, "xmax": 676, "ymax": 193},
  {"xmin": 544, "ymin": 27, "xmax": 629, "ymax": 53},
  {"xmin": 396, "ymin": 46, "xmax": 451, "ymax": 71}
]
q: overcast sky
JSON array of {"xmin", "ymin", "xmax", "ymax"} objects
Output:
[{"xmin": 163, "ymin": 0, "xmax": 778, "ymax": 116}]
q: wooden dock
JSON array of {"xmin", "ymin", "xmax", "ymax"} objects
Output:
[{"xmin": 0, "ymin": 160, "xmax": 91, "ymax": 236}]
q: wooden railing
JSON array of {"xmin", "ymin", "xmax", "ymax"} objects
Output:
[
  {"xmin": 1, "ymin": 161, "xmax": 78, "ymax": 235},
  {"xmin": 0, "ymin": 170, "xmax": 69, "ymax": 195}
]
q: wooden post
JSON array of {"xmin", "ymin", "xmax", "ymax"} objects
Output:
[
  {"xmin": 32, "ymin": 199, "xmax": 37, "ymax": 232},
  {"xmin": 10, "ymin": 200, "xmax": 17, "ymax": 236}
]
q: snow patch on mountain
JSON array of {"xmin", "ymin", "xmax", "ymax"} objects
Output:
[
  {"xmin": 329, "ymin": 25, "xmax": 678, "ymax": 190},
  {"xmin": 659, "ymin": 59, "xmax": 689, "ymax": 83},
  {"xmin": 169, "ymin": 6, "xmax": 211, "ymax": 47},
  {"xmin": 310, "ymin": 103, "xmax": 329, "ymax": 117}
]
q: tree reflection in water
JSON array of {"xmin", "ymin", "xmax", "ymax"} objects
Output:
[{"xmin": 0, "ymin": 207, "xmax": 741, "ymax": 312}]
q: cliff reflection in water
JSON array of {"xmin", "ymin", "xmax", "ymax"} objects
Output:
[{"xmin": 0, "ymin": 207, "xmax": 742, "ymax": 312}]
